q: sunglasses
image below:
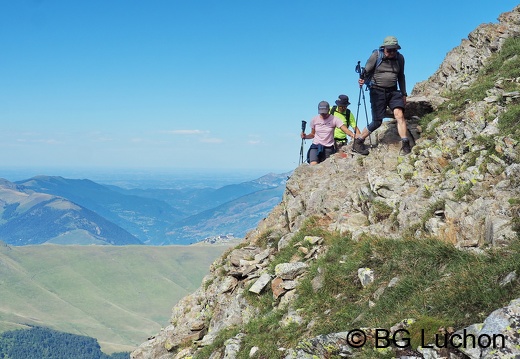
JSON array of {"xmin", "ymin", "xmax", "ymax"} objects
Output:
[{"xmin": 385, "ymin": 48, "xmax": 397, "ymax": 53}]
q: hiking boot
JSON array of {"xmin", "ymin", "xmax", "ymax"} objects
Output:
[
  {"xmin": 401, "ymin": 139, "xmax": 411, "ymax": 155},
  {"xmin": 352, "ymin": 138, "xmax": 369, "ymax": 155}
]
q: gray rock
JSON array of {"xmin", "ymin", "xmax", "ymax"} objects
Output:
[
  {"xmin": 248, "ymin": 273, "xmax": 272, "ymax": 294},
  {"xmin": 223, "ymin": 333, "xmax": 245, "ymax": 359},
  {"xmin": 275, "ymin": 262, "xmax": 308, "ymax": 280},
  {"xmin": 358, "ymin": 268, "xmax": 375, "ymax": 287},
  {"xmin": 499, "ymin": 271, "xmax": 517, "ymax": 287}
]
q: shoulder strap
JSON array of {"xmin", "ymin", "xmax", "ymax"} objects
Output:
[
  {"xmin": 375, "ymin": 48, "xmax": 384, "ymax": 68},
  {"xmin": 329, "ymin": 105, "xmax": 337, "ymax": 115},
  {"xmin": 364, "ymin": 49, "xmax": 384, "ymax": 89},
  {"xmin": 397, "ymin": 52, "xmax": 404, "ymax": 72}
]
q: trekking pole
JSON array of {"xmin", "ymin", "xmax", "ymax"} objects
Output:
[
  {"xmin": 354, "ymin": 62, "xmax": 362, "ymax": 141},
  {"xmin": 355, "ymin": 61, "xmax": 373, "ymax": 148},
  {"xmin": 299, "ymin": 120, "xmax": 307, "ymax": 164},
  {"xmin": 361, "ymin": 84, "xmax": 373, "ymax": 148}
]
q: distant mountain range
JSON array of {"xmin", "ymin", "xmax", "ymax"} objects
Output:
[
  {"xmin": 0, "ymin": 179, "xmax": 140, "ymax": 245},
  {"xmin": 0, "ymin": 172, "xmax": 290, "ymax": 245}
]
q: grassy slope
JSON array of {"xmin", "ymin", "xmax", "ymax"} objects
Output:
[
  {"xmin": 196, "ymin": 222, "xmax": 520, "ymax": 359},
  {"xmin": 0, "ymin": 243, "xmax": 234, "ymax": 353}
]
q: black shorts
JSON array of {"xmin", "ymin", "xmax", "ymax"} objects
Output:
[
  {"xmin": 370, "ymin": 88, "xmax": 405, "ymax": 122},
  {"xmin": 307, "ymin": 144, "xmax": 335, "ymax": 163}
]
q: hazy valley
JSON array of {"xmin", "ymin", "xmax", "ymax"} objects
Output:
[{"xmin": 0, "ymin": 171, "xmax": 289, "ymax": 245}]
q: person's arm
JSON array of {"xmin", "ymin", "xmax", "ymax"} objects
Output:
[
  {"xmin": 398, "ymin": 53, "xmax": 407, "ymax": 103},
  {"xmin": 301, "ymin": 127, "xmax": 315, "ymax": 139},
  {"xmin": 349, "ymin": 112, "xmax": 361, "ymax": 136},
  {"xmin": 358, "ymin": 51, "xmax": 378, "ymax": 86},
  {"xmin": 339, "ymin": 124, "xmax": 354, "ymax": 138}
]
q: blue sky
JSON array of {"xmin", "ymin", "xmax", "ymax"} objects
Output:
[{"xmin": 1, "ymin": 1, "xmax": 518, "ymax": 177}]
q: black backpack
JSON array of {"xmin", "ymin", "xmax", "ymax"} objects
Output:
[{"xmin": 329, "ymin": 106, "xmax": 351, "ymax": 121}]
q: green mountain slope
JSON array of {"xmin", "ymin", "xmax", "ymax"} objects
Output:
[
  {"xmin": 0, "ymin": 181, "xmax": 140, "ymax": 246},
  {"xmin": 0, "ymin": 242, "xmax": 234, "ymax": 353}
]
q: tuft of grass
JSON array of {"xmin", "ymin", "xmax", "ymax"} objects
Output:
[
  {"xmin": 193, "ymin": 327, "xmax": 240, "ymax": 359},
  {"xmin": 453, "ymin": 181, "xmax": 474, "ymax": 201},
  {"xmin": 509, "ymin": 198, "xmax": 520, "ymax": 235},
  {"xmin": 498, "ymin": 103, "xmax": 520, "ymax": 139},
  {"xmin": 371, "ymin": 200, "xmax": 394, "ymax": 222},
  {"xmin": 421, "ymin": 199, "xmax": 445, "ymax": 224},
  {"xmin": 407, "ymin": 316, "xmax": 447, "ymax": 348}
]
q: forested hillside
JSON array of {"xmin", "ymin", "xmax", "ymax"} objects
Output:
[{"xmin": 0, "ymin": 327, "xmax": 128, "ymax": 359}]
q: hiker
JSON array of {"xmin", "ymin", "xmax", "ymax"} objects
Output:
[
  {"xmin": 330, "ymin": 94, "xmax": 359, "ymax": 150},
  {"xmin": 353, "ymin": 36, "xmax": 411, "ymax": 155},
  {"xmin": 301, "ymin": 101, "xmax": 355, "ymax": 165}
]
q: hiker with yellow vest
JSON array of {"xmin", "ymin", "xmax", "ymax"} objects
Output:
[{"xmin": 330, "ymin": 94, "xmax": 360, "ymax": 151}]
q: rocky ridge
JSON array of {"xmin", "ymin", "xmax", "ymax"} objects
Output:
[{"xmin": 132, "ymin": 5, "xmax": 520, "ymax": 359}]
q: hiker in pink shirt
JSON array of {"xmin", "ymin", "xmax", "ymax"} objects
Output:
[{"xmin": 301, "ymin": 101, "xmax": 356, "ymax": 165}]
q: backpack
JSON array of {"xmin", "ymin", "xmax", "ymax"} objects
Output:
[
  {"xmin": 363, "ymin": 48, "xmax": 385, "ymax": 89},
  {"xmin": 329, "ymin": 106, "xmax": 351, "ymax": 123}
]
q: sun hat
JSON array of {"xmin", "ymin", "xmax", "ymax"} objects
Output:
[
  {"xmin": 335, "ymin": 95, "xmax": 350, "ymax": 107},
  {"xmin": 381, "ymin": 36, "xmax": 401, "ymax": 50},
  {"xmin": 318, "ymin": 101, "xmax": 330, "ymax": 114}
]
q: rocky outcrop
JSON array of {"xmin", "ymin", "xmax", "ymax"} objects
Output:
[
  {"xmin": 412, "ymin": 5, "xmax": 520, "ymax": 108},
  {"xmin": 132, "ymin": 5, "xmax": 520, "ymax": 359}
]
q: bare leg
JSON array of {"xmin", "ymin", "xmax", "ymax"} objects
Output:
[
  {"xmin": 359, "ymin": 128, "xmax": 370, "ymax": 140},
  {"xmin": 394, "ymin": 108, "xmax": 407, "ymax": 138}
]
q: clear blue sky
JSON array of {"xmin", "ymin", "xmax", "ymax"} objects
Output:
[{"xmin": 1, "ymin": 1, "xmax": 518, "ymax": 176}]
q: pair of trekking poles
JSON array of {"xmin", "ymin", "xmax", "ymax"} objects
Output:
[{"xmin": 298, "ymin": 61, "xmax": 371, "ymax": 165}]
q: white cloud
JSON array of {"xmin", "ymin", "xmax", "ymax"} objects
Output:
[{"xmin": 164, "ymin": 129, "xmax": 207, "ymax": 135}]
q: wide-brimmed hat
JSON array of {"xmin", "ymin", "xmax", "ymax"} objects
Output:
[
  {"xmin": 318, "ymin": 101, "xmax": 330, "ymax": 114},
  {"xmin": 335, "ymin": 95, "xmax": 350, "ymax": 107},
  {"xmin": 381, "ymin": 36, "xmax": 401, "ymax": 50}
]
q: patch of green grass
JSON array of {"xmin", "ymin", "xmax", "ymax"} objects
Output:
[
  {"xmin": 237, "ymin": 313, "xmax": 301, "ymax": 359},
  {"xmin": 499, "ymin": 103, "xmax": 520, "ymax": 139},
  {"xmin": 229, "ymin": 227, "xmax": 520, "ymax": 356},
  {"xmin": 407, "ymin": 316, "xmax": 447, "ymax": 348},
  {"xmin": 509, "ymin": 198, "xmax": 520, "ymax": 235},
  {"xmin": 266, "ymin": 217, "xmax": 328, "ymax": 271},
  {"xmin": 453, "ymin": 181, "xmax": 474, "ymax": 201},
  {"xmin": 371, "ymin": 200, "xmax": 394, "ymax": 222},
  {"xmin": 483, "ymin": 36, "xmax": 520, "ymax": 80},
  {"xmin": 254, "ymin": 229, "xmax": 275, "ymax": 249},
  {"xmin": 420, "ymin": 199, "xmax": 445, "ymax": 225},
  {"xmin": 193, "ymin": 327, "xmax": 240, "ymax": 359}
]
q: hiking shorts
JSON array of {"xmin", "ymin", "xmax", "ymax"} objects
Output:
[
  {"xmin": 368, "ymin": 88, "xmax": 405, "ymax": 132},
  {"xmin": 308, "ymin": 144, "xmax": 335, "ymax": 163}
]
